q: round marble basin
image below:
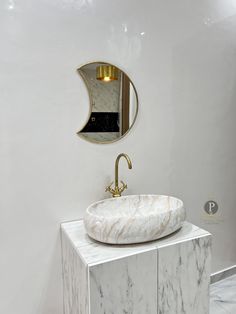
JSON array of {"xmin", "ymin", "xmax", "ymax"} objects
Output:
[{"xmin": 84, "ymin": 195, "xmax": 186, "ymax": 244}]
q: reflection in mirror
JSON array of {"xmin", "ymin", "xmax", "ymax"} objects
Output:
[{"xmin": 77, "ymin": 62, "xmax": 138, "ymax": 144}]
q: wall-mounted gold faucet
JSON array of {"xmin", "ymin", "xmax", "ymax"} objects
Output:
[{"xmin": 106, "ymin": 153, "xmax": 132, "ymax": 197}]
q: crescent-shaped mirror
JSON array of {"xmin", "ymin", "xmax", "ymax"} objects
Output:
[{"xmin": 77, "ymin": 62, "xmax": 138, "ymax": 144}]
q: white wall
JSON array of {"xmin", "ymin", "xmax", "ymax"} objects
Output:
[{"xmin": 1, "ymin": 0, "xmax": 236, "ymax": 313}]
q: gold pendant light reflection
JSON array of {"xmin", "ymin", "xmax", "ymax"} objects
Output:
[{"xmin": 96, "ymin": 65, "xmax": 118, "ymax": 82}]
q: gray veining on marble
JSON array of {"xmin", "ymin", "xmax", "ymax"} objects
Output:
[
  {"xmin": 158, "ymin": 235, "xmax": 212, "ymax": 314},
  {"xmin": 61, "ymin": 220, "xmax": 210, "ymax": 266},
  {"xmin": 210, "ymin": 275, "xmax": 236, "ymax": 314},
  {"xmin": 61, "ymin": 220, "xmax": 212, "ymax": 314},
  {"xmin": 81, "ymin": 132, "xmax": 120, "ymax": 142},
  {"xmin": 61, "ymin": 229, "xmax": 89, "ymax": 314},
  {"xmin": 90, "ymin": 250, "xmax": 157, "ymax": 314},
  {"xmin": 84, "ymin": 195, "xmax": 186, "ymax": 244}
]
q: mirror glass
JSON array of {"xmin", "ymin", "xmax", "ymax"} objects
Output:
[{"xmin": 77, "ymin": 62, "xmax": 138, "ymax": 144}]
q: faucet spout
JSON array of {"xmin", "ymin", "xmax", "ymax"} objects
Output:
[
  {"xmin": 115, "ymin": 153, "xmax": 132, "ymax": 187},
  {"xmin": 106, "ymin": 153, "xmax": 132, "ymax": 197}
]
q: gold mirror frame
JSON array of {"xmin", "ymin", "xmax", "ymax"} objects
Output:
[{"xmin": 76, "ymin": 61, "xmax": 139, "ymax": 144}]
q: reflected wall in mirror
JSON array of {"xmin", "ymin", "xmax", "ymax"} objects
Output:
[{"xmin": 77, "ymin": 62, "xmax": 138, "ymax": 144}]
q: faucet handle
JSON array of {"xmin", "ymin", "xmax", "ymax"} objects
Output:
[
  {"xmin": 105, "ymin": 181, "xmax": 114, "ymax": 193},
  {"xmin": 119, "ymin": 181, "xmax": 127, "ymax": 193},
  {"xmin": 105, "ymin": 181, "xmax": 127, "ymax": 197}
]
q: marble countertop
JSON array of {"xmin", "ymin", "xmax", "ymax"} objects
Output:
[{"xmin": 61, "ymin": 220, "xmax": 211, "ymax": 266}]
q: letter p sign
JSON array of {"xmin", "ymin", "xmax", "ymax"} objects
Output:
[{"xmin": 204, "ymin": 201, "xmax": 218, "ymax": 215}]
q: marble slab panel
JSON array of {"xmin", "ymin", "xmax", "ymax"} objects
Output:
[
  {"xmin": 158, "ymin": 235, "xmax": 212, "ymax": 314},
  {"xmin": 89, "ymin": 250, "xmax": 158, "ymax": 314},
  {"xmin": 61, "ymin": 229, "xmax": 89, "ymax": 314}
]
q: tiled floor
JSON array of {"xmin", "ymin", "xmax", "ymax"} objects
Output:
[{"xmin": 210, "ymin": 275, "xmax": 236, "ymax": 313}]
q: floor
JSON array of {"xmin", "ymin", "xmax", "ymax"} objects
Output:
[{"xmin": 210, "ymin": 275, "xmax": 236, "ymax": 313}]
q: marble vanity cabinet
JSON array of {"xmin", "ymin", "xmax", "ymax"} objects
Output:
[{"xmin": 61, "ymin": 221, "xmax": 212, "ymax": 314}]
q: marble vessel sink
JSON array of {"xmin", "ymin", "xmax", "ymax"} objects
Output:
[{"xmin": 84, "ymin": 195, "xmax": 186, "ymax": 244}]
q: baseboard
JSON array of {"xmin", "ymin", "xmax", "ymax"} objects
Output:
[{"xmin": 211, "ymin": 265, "xmax": 236, "ymax": 284}]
